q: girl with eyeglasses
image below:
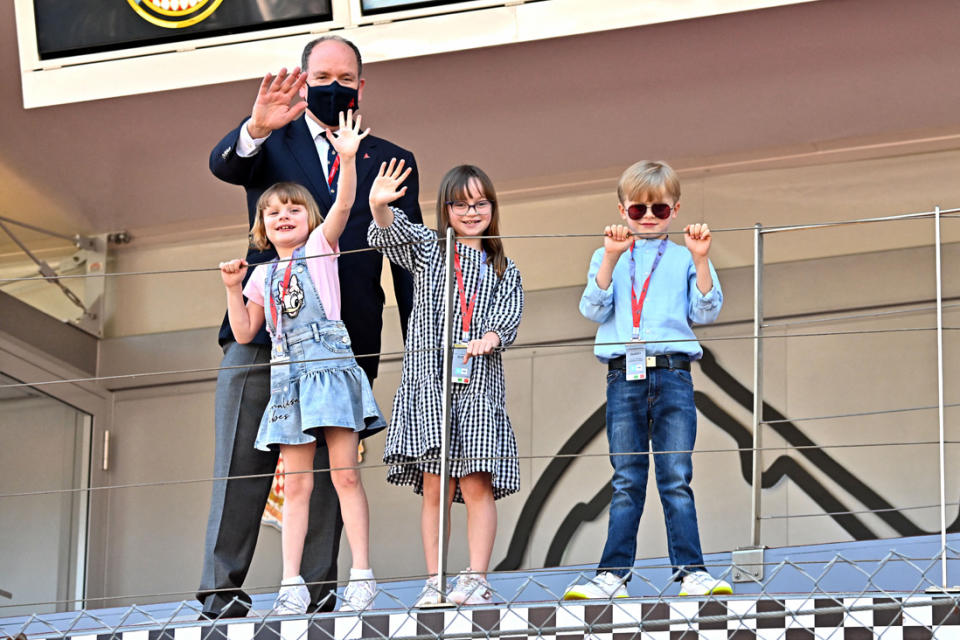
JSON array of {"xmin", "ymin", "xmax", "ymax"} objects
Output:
[{"xmin": 367, "ymin": 162, "xmax": 524, "ymax": 606}]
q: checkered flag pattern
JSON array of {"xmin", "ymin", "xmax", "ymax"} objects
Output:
[
  {"xmin": 5, "ymin": 548, "xmax": 960, "ymax": 640},
  {"xmin": 7, "ymin": 596, "xmax": 960, "ymax": 640}
]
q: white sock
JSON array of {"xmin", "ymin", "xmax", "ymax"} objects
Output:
[
  {"xmin": 350, "ymin": 567, "xmax": 374, "ymax": 580},
  {"xmin": 281, "ymin": 575, "xmax": 305, "ymax": 586}
]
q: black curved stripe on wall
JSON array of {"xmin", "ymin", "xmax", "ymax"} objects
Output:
[
  {"xmin": 494, "ymin": 404, "xmax": 608, "ymax": 571},
  {"xmin": 543, "ymin": 481, "xmax": 612, "ymax": 567},
  {"xmin": 540, "ymin": 394, "xmax": 877, "ymax": 568},
  {"xmin": 696, "ymin": 348, "xmax": 927, "ymax": 537},
  {"xmin": 496, "ymin": 347, "xmax": 880, "ymax": 570},
  {"xmin": 495, "ymin": 347, "xmax": 952, "ymax": 571},
  {"xmin": 694, "ymin": 393, "xmax": 877, "ymax": 540}
]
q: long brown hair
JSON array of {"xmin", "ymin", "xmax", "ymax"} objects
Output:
[{"xmin": 435, "ymin": 165, "xmax": 507, "ymax": 278}]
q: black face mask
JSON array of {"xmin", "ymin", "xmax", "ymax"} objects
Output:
[{"xmin": 306, "ymin": 81, "xmax": 359, "ymax": 127}]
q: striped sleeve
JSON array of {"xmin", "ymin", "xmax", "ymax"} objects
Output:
[
  {"xmin": 367, "ymin": 208, "xmax": 436, "ymax": 274},
  {"xmin": 483, "ymin": 261, "xmax": 524, "ymax": 348}
]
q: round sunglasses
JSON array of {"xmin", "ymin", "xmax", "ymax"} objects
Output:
[{"xmin": 626, "ymin": 203, "xmax": 674, "ymax": 220}]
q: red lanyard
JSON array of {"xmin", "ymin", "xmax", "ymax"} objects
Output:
[
  {"xmin": 629, "ymin": 237, "xmax": 668, "ymax": 340},
  {"xmin": 269, "ymin": 258, "xmax": 294, "ymax": 332},
  {"xmin": 453, "ymin": 246, "xmax": 487, "ymax": 341}
]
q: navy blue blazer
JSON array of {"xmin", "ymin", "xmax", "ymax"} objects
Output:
[{"xmin": 210, "ymin": 115, "xmax": 423, "ymax": 381}]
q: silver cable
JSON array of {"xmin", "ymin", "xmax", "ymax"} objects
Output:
[
  {"xmin": 0, "ymin": 227, "xmax": 754, "ymax": 285},
  {"xmin": 761, "ymin": 401, "xmax": 960, "ymax": 425},
  {"xmin": 0, "ymin": 347, "xmax": 441, "ymax": 390},
  {"xmin": 0, "ymin": 238, "xmax": 433, "ymax": 284},
  {"xmin": 2, "ymin": 439, "xmax": 955, "ymax": 501},
  {"xmin": 2, "ymin": 325, "xmax": 958, "ymax": 391},
  {"xmin": 763, "ymin": 301, "xmax": 960, "ymax": 329},
  {"xmin": 469, "ymin": 207, "xmax": 960, "ymax": 239},
  {"xmin": 0, "ymin": 213, "xmax": 84, "ymax": 244},
  {"xmin": 761, "ymin": 501, "xmax": 960, "ymax": 521},
  {"xmin": 1, "ymin": 550, "xmax": 953, "ymax": 612},
  {"xmin": 2, "ymin": 206, "xmax": 956, "ymax": 285},
  {"xmin": 758, "ymin": 207, "xmax": 960, "ymax": 233}
]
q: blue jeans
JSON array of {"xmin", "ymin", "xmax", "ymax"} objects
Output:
[{"xmin": 598, "ymin": 366, "xmax": 706, "ymax": 580}]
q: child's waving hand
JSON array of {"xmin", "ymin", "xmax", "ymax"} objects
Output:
[
  {"xmin": 683, "ymin": 223, "xmax": 711, "ymax": 259},
  {"xmin": 220, "ymin": 259, "xmax": 248, "ymax": 289},
  {"xmin": 325, "ymin": 109, "xmax": 370, "ymax": 159},
  {"xmin": 370, "ymin": 158, "xmax": 413, "ymax": 209}
]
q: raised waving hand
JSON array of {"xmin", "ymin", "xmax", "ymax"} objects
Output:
[
  {"xmin": 248, "ymin": 67, "xmax": 308, "ymax": 139},
  {"xmin": 368, "ymin": 158, "xmax": 414, "ymax": 228},
  {"xmin": 321, "ymin": 110, "xmax": 371, "ymax": 247},
  {"xmin": 325, "ymin": 109, "xmax": 370, "ymax": 159}
]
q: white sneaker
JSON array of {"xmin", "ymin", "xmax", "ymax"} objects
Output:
[
  {"xmin": 448, "ymin": 569, "xmax": 494, "ymax": 605},
  {"xmin": 274, "ymin": 576, "xmax": 310, "ymax": 615},
  {"xmin": 679, "ymin": 570, "xmax": 733, "ymax": 596},
  {"xmin": 563, "ymin": 572, "xmax": 629, "ymax": 600},
  {"xmin": 413, "ymin": 575, "xmax": 443, "ymax": 607},
  {"xmin": 339, "ymin": 577, "xmax": 377, "ymax": 611}
]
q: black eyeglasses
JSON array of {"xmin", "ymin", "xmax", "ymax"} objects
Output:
[
  {"xmin": 626, "ymin": 203, "xmax": 673, "ymax": 220},
  {"xmin": 446, "ymin": 200, "xmax": 493, "ymax": 216}
]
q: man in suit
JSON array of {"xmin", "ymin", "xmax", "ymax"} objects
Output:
[{"xmin": 198, "ymin": 34, "xmax": 422, "ymax": 617}]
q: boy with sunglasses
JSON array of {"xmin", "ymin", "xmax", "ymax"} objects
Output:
[{"xmin": 565, "ymin": 160, "xmax": 731, "ymax": 599}]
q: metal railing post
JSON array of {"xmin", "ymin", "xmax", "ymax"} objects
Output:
[
  {"xmin": 934, "ymin": 205, "xmax": 948, "ymax": 589},
  {"xmin": 735, "ymin": 223, "xmax": 766, "ymax": 583},
  {"xmin": 435, "ymin": 226, "xmax": 457, "ymax": 602},
  {"xmin": 751, "ymin": 222, "xmax": 765, "ymax": 547}
]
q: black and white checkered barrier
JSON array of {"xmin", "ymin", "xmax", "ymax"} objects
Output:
[{"xmin": 40, "ymin": 596, "xmax": 960, "ymax": 640}]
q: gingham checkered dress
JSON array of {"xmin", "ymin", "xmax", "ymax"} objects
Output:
[{"xmin": 368, "ymin": 210, "xmax": 524, "ymax": 502}]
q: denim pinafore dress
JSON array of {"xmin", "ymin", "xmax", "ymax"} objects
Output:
[{"xmin": 254, "ymin": 246, "xmax": 386, "ymax": 451}]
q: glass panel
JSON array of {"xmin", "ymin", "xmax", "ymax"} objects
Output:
[{"xmin": 0, "ymin": 373, "xmax": 91, "ymax": 615}]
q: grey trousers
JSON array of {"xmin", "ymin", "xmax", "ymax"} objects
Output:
[{"xmin": 197, "ymin": 341, "xmax": 343, "ymax": 615}]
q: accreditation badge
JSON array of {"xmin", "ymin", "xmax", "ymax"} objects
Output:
[
  {"xmin": 452, "ymin": 345, "xmax": 473, "ymax": 384},
  {"xmin": 271, "ymin": 341, "xmax": 290, "ymax": 381},
  {"xmin": 272, "ymin": 339, "xmax": 289, "ymax": 361},
  {"xmin": 625, "ymin": 342, "xmax": 647, "ymax": 381}
]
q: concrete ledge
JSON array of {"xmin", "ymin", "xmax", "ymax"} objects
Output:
[{"xmin": 0, "ymin": 290, "xmax": 97, "ymax": 375}]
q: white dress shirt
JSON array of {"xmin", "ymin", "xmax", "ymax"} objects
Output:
[{"xmin": 236, "ymin": 116, "xmax": 334, "ymax": 176}]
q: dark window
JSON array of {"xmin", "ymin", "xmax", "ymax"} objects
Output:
[{"xmin": 33, "ymin": 0, "xmax": 333, "ymax": 60}]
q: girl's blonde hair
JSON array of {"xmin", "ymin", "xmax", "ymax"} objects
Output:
[
  {"xmin": 250, "ymin": 182, "xmax": 324, "ymax": 251},
  {"xmin": 436, "ymin": 165, "xmax": 507, "ymax": 278}
]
